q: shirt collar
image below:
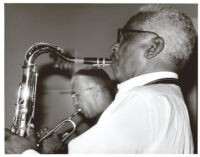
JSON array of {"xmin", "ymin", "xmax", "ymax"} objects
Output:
[{"xmin": 117, "ymin": 71, "xmax": 178, "ymax": 93}]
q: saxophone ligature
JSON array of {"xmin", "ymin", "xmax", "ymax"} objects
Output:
[{"xmin": 11, "ymin": 42, "xmax": 112, "ymax": 137}]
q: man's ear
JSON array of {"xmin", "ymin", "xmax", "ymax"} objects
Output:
[{"xmin": 144, "ymin": 36, "xmax": 164, "ymax": 59}]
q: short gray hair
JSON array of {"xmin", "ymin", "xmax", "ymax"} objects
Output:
[
  {"xmin": 128, "ymin": 4, "xmax": 196, "ymax": 68},
  {"xmin": 73, "ymin": 68, "xmax": 117, "ymax": 99}
]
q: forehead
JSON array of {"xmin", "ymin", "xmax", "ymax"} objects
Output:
[{"xmin": 71, "ymin": 75, "xmax": 96, "ymax": 91}]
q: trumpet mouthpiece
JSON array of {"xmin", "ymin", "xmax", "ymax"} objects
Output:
[{"xmin": 77, "ymin": 108, "xmax": 82, "ymax": 112}]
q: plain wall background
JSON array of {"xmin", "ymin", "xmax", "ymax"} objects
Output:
[{"xmin": 4, "ymin": 3, "xmax": 198, "ymax": 152}]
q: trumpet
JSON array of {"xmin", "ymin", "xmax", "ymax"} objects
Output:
[{"xmin": 38, "ymin": 109, "xmax": 82, "ymax": 144}]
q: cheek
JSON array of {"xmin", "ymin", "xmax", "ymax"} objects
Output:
[
  {"xmin": 115, "ymin": 48, "xmax": 141, "ymax": 80},
  {"xmin": 80, "ymin": 95, "xmax": 94, "ymax": 111},
  {"xmin": 118, "ymin": 47, "xmax": 133, "ymax": 67}
]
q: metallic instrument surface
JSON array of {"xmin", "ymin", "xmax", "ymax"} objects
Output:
[
  {"xmin": 38, "ymin": 109, "xmax": 82, "ymax": 143},
  {"xmin": 11, "ymin": 42, "xmax": 111, "ymax": 138}
]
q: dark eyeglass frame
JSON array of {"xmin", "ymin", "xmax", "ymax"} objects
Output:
[
  {"xmin": 117, "ymin": 28, "xmax": 162, "ymax": 43},
  {"xmin": 71, "ymin": 87, "xmax": 95, "ymax": 99}
]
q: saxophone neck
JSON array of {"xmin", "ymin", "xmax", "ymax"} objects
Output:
[
  {"xmin": 24, "ymin": 42, "xmax": 112, "ymax": 67},
  {"xmin": 24, "ymin": 42, "xmax": 74, "ymax": 65}
]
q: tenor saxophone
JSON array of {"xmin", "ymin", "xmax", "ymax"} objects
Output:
[{"xmin": 11, "ymin": 42, "xmax": 112, "ymax": 137}]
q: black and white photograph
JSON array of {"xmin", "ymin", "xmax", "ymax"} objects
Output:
[{"xmin": 4, "ymin": 2, "xmax": 198, "ymax": 154}]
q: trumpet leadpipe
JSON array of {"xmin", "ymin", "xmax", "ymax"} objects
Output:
[{"xmin": 38, "ymin": 109, "xmax": 82, "ymax": 143}]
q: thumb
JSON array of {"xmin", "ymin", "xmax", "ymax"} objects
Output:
[
  {"xmin": 26, "ymin": 124, "xmax": 36, "ymax": 137},
  {"xmin": 27, "ymin": 127, "xmax": 37, "ymax": 145}
]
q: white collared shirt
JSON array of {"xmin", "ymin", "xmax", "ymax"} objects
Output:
[{"xmin": 68, "ymin": 71, "xmax": 194, "ymax": 153}]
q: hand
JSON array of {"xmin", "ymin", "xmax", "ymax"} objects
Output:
[
  {"xmin": 37, "ymin": 127, "xmax": 49, "ymax": 138},
  {"xmin": 39, "ymin": 133, "xmax": 63, "ymax": 154},
  {"xmin": 5, "ymin": 128, "xmax": 37, "ymax": 154}
]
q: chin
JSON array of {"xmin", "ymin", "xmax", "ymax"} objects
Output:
[
  {"xmin": 111, "ymin": 65, "xmax": 124, "ymax": 82},
  {"xmin": 83, "ymin": 112, "xmax": 91, "ymax": 119},
  {"xmin": 87, "ymin": 115, "xmax": 94, "ymax": 119},
  {"xmin": 115, "ymin": 72, "xmax": 124, "ymax": 82},
  {"xmin": 112, "ymin": 67, "xmax": 119, "ymax": 79}
]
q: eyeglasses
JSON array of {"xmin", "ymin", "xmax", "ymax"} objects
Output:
[
  {"xmin": 117, "ymin": 28, "xmax": 162, "ymax": 43},
  {"xmin": 71, "ymin": 87, "xmax": 95, "ymax": 100}
]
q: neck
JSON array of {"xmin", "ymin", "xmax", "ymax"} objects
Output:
[{"xmin": 134, "ymin": 61, "xmax": 177, "ymax": 78}]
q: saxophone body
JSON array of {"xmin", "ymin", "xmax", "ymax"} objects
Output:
[
  {"xmin": 11, "ymin": 63, "xmax": 38, "ymax": 136},
  {"xmin": 11, "ymin": 42, "xmax": 111, "ymax": 137}
]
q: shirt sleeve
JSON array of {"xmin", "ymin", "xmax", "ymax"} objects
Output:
[{"xmin": 22, "ymin": 149, "xmax": 40, "ymax": 154}]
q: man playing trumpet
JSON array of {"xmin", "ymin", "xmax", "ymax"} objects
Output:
[
  {"xmin": 38, "ymin": 68, "xmax": 116, "ymax": 153},
  {"xmin": 5, "ymin": 68, "xmax": 116, "ymax": 154}
]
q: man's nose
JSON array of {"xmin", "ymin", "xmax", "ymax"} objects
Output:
[
  {"xmin": 72, "ymin": 96, "xmax": 79, "ymax": 108},
  {"xmin": 110, "ymin": 43, "xmax": 120, "ymax": 61},
  {"xmin": 111, "ymin": 43, "xmax": 120, "ymax": 53}
]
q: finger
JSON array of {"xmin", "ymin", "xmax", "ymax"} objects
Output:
[
  {"xmin": 36, "ymin": 132, "xmax": 40, "ymax": 138},
  {"xmin": 43, "ymin": 127, "xmax": 48, "ymax": 132},
  {"xmin": 38, "ymin": 127, "xmax": 49, "ymax": 137},
  {"xmin": 41, "ymin": 127, "xmax": 48, "ymax": 135},
  {"xmin": 39, "ymin": 130, "xmax": 44, "ymax": 136},
  {"xmin": 27, "ymin": 127, "xmax": 38, "ymax": 146}
]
